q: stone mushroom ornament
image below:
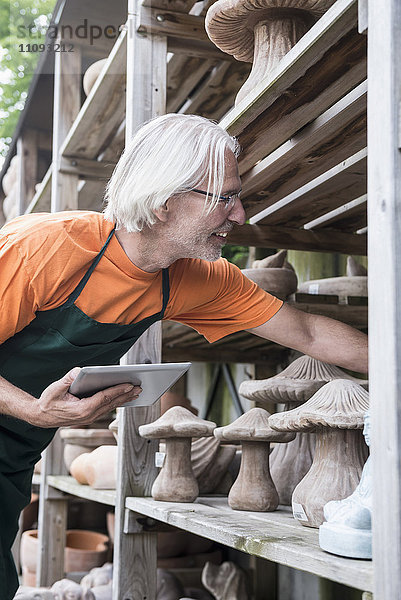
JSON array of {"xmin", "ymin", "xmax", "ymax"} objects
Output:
[
  {"xmin": 269, "ymin": 379, "xmax": 369, "ymax": 527},
  {"xmin": 214, "ymin": 407, "xmax": 295, "ymax": 511},
  {"xmin": 319, "ymin": 411, "xmax": 372, "ymax": 559},
  {"xmin": 138, "ymin": 406, "xmax": 216, "ymax": 502},
  {"xmin": 241, "ymin": 250, "xmax": 298, "ymax": 300},
  {"xmin": 297, "ymin": 255, "xmax": 368, "ymax": 301},
  {"xmin": 206, "ymin": 0, "xmax": 335, "ymax": 104},
  {"xmin": 239, "ymin": 355, "xmax": 366, "ymax": 505}
]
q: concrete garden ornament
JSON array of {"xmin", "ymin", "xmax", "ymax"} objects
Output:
[
  {"xmin": 202, "ymin": 561, "xmax": 249, "ymax": 600},
  {"xmin": 239, "ymin": 355, "xmax": 366, "ymax": 505},
  {"xmin": 269, "ymin": 379, "xmax": 369, "ymax": 527},
  {"xmin": 319, "ymin": 411, "xmax": 372, "ymax": 559},
  {"xmin": 139, "ymin": 406, "xmax": 216, "ymax": 502},
  {"xmin": 214, "ymin": 407, "xmax": 294, "ymax": 511},
  {"xmin": 298, "ymin": 256, "xmax": 367, "ymax": 301},
  {"xmin": 205, "ymin": 0, "xmax": 335, "ymax": 104},
  {"xmin": 241, "ymin": 250, "xmax": 298, "ymax": 300}
]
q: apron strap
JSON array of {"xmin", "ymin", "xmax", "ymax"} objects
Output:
[
  {"xmin": 63, "ymin": 226, "xmax": 116, "ymax": 308},
  {"xmin": 161, "ymin": 267, "xmax": 170, "ymax": 314}
]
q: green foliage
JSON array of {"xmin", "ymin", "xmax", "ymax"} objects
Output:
[
  {"xmin": 0, "ymin": 0, "xmax": 56, "ymax": 158},
  {"xmin": 222, "ymin": 244, "xmax": 249, "ymax": 269}
]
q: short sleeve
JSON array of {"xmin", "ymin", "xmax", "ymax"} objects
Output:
[
  {"xmin": 164, "ymin": 258, "xmax": 283, "ymax": 342},
  {"xmin": 0, "ymin": 235, "xmax": 38, "ymax": 343}
]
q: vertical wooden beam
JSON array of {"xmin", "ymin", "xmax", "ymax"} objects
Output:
[
  {"xmin": 37, "ymin": 431, "xmax": 68, "ymax": 586},
  {"xmin": 368, "ymin": 2, "xmax": 401, "ymax": 599},
  {"xmin": 112, "ymin": 3, "xmax": 167, "ymax": 599},
  {"xmin": 16, "ymin": 128, "xmax": 38, "ymax": 214},
  {"xmin": 51, "ymin": 41, "xmax": 81, "ymax": 211}
]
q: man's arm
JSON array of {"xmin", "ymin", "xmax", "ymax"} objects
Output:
[
  {"xmin": 246, "ymin": 303, "xmax": 368, "ymax": 374},
  {"xmin": 0, "ymin": 368, "xmax": 142, "ymax": 428}
]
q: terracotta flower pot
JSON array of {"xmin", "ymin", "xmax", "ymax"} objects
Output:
[{"xmin": 20, "ymin": 529, "xmax": 109, "ymax": 576}]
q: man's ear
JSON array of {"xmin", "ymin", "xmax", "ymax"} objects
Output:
[{"xmin": 153, "ymin": 202, "xmax": 169, "ymax": 223}]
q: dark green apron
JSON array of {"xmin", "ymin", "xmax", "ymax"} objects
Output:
[{"xmin": 0, "ymin": 227, "xmax": 170, "ymax": 598}]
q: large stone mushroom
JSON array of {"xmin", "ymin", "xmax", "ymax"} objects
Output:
[
  {"xmin": 239, "ymin": 355, "xmax": 366, "ymax": 505},
  {"xmin": 297, "ymin": 255, "xmax": 368, "ymax": 301},
  {"xmin": 138, "ymin": 406, "xmax": 216, "ymax": 502},
  {"xmin": 205, "ymin": 0, "xmax": 335, "ymax": 104},
  {"xmin": 214, "ymin": 408, "xmax": 295, "ymax": 511},
  {"xmin": 269, "ymin": 379, "xmax": 369, "ymax": 527}
]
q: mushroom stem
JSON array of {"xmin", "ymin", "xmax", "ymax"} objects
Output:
[
  {"xmin": 292, "ymin": 429, "xmax": 368, "ymax": 527},
  {"xmin": 152, "ymin": 437, "xmax": 199, "ymax": 503},
  {"xmin": 236, "ymin": 8, "xmax": 314, "ymax": 104},
  {"xmin": 229, "ymin": 441, "xmax": 279, "ymax": 511},
  {"xmin": 270, "ymin": 432, "xmax": 315, "ymax": 505}
]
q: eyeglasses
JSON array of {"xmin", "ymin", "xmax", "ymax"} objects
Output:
[{"xmin": 191, "ymin": 188, "xmax": 241, "ymax": 211}]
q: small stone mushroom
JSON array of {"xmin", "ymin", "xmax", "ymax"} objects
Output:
[
  {"xmin": 269, "ymin": 379, "xmax": 369, "ymax": 527},
  {"xmin": 298, "ymin": 255, "xmax": 368, "ymax": 301},
  {"xmin": 239, "ymin": 355, "xmax": 367, "ymax": 505},
  {"xmin": 205, "ymin": 0, "xmax": 335, "ymax": 104},
  {"xmin": 139, "ymin": 406, "xmax": 216, "ymax": 502},
  {"xmin": 214, "ymin": 408, "xmax": 295, "ymax": 511}
]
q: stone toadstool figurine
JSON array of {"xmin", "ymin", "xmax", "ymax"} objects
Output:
[
  {"xmin": 138, "ymin": 406, "xmax": 216, "ymax": 502},
  {"xmin": 205, "ymin": 0, "xmax": 335, "ymax": 104},
  {"xmin": 297, "ymin": 255, "xmax": 368, "ymax": 301},
  {"xmin": 269, "ymin": 379, "xmax": 369, "ymax": 527},
  {"xmin": 241, "ymin": 250, "xmax": 298, "ymax": 300},
  {"xmin": 214, "ymin": 408, "xmax": 295, "ymax": 511},
  {"xmin": 239, "ymin": 355, "xmax": 366, "ymax": 504}
]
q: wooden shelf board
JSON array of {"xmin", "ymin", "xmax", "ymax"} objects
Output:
[
  {"xmin": 60, "ymin": 31, "xmax": 127, "ymax": 161},
  {"xmin": 125, "ymin": 496, "xmax": 372, "ymax": 592},
  {"xmin": 47, "ymin": 475, "xmax": 116, "ymax": 506},
  {"xmin": 219, "ymin": 0, "xmax": 366, "ymax": 184},
  {"xmin": 251, "ymin": 149, "xmax": 367, "ymax": 229}
]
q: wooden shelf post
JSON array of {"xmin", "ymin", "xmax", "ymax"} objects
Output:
[{"xmin": 368, "ymin": 1, "xmax": 401, "ymax": 598}]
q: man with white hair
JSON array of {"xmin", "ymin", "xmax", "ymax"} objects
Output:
[{"xmin": 0, "ymin": 113, "xmax": 367, "ymax": 597}]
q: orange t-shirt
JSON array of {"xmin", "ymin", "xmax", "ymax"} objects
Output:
[{"xmin": 0, "ymin": 211, "xmax": 283, "ymax": 344}]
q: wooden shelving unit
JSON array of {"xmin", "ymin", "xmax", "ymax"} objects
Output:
[{"xmin": 4, "ymin": 0, "xmax": 400, "ymax": 597}]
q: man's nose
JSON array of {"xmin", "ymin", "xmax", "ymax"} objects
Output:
[{"xmin": 228, "ymin": 198, "xmax": 246, "ymax": 225}]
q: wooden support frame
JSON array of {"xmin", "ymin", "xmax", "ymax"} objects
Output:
[
  {"xmin": 368, "ymin": 2, "xmax": 401, "ymax": 598},
  {"xmin": 51, "ymin": 39, "xmax": 81, "ymax": 212},
  {"xmin": 16, "ymin": 128, "xmax": 38, "ymax": 214},
  {"xmin": 112, "ymin": 3, "xmax": 167, "ymax": 598}
]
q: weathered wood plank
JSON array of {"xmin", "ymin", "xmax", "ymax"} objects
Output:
[
  {"xmin": 16, "ymin": 129, "xmax": 38, "ymax": 214},
  {"xmin": 59, "ymin": 157, "xmax": 116, "ymax": 180},
  {"xmin": 241, "ymin": 81, "xmax": 367, "ymax": 218},
  {"xmin": 138, "ymin": 7, "xmax": 209, "ymax": 42},
  {"xmin": 220, "ymin": 0, "xmax": 359, "ymax": 136},
  {"xmin": 236, "ymin": 39, "xmax": 366, "ymax": 176},
  {"xmin": 61, "ymin": 32, "xmax": 127, "ymax": 160},
  {"xmin": 227, "ymin": 223, "xmax": 367, "ymax": 255},
  {"xmin": 51, "ymin": 41, "xmax": 81, "ymax": 212},
  {"xmin": 167, "ymin": 56, "xmax": 215, "ymax": 113},
  {"xmin": 37, "ymin": 432, "xmax": 68, "ymax": 586},
  {"xmin": 47, "ymin": 476, "xmax": 116, "ymax": 506},
  {"xmin": 142, "ymin": 0, "xmax": 198, "ymax": 13},
  {"xmin": 179, "ymin": 61, "xmax": 251, "ymax": 121},
  {"xmin": 251, "ymin": 149, "xmax": 367, "ymax": 227},
  {"xmin": 125, "ymin": 497, "xmax": 373, "ymax": 592},
  {"xmin": 368, "ymin": 2, "xmax": 401, "ymax": 599},
  {"xmin": 304, "ymin": 195, "xmax": 367, "ymax": 231},
  {"xmin": 25, "ymin": 164, "xmax": 52, "ymax": 214}
]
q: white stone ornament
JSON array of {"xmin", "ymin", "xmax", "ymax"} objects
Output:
[{"xmin": 319, "ymin": 411, "xmax": 372, "ymax": 559}]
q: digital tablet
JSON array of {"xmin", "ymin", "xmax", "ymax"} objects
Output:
[{"xmin": 69, "ymin": 362, "xmax": 191, "ymax": 406}]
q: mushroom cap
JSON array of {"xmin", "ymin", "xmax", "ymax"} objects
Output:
[
  {"xmin": 138, "ymin": 406, "xmax": 216, "ymax": 439},
  {"xmin": 347, "ymin": 256, "xmax": 368, "ymax": 277},
  {"xmin": 268, "ymin": 379, "xmax": 369, "ymax": 432},
  {"xmin": 239, "ymin": 355, "xmax": 365, "ymax": 405},
  {"xmin": 206, "ymin": 0, "xmax": 335, "ymax": 62},
  {"xmin": 214, "ymin": 407, "xmax": 295, "ymax": 442},
  {"xmin": 252, "ymin": 249, "xmax": 287, "ymax": 269}
]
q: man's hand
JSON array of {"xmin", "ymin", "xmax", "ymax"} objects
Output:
[
  {"xmin": 247, "ymin": 303, "xmax": 368, "ymax": 374},
  {"xmin": 25, "ymin": 368, "xmax": 142, "ymax": 428}
]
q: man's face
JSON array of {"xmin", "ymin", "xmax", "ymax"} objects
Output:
[{"xmin": 163, "ymin": 150, "xmax": 245, "ymax": 262}]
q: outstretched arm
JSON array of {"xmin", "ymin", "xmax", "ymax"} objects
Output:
[{"xmin": 246, "ymin": 303, "xmax": 368, "ymax": 374}]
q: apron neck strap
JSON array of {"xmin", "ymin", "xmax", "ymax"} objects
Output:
[{"xmin": 64, "ymin": 225, "xmax": 116, "ymax": 308}]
